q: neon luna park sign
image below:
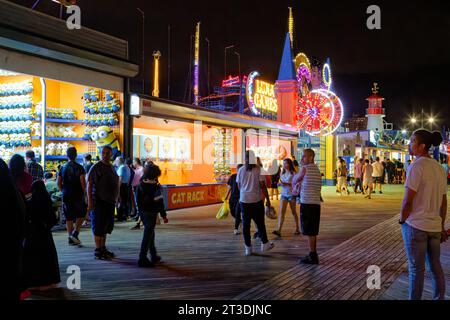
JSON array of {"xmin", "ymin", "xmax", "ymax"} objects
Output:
[{"xmin": 246, "ymin": 71, "xmax": 278, "ymax": 116}]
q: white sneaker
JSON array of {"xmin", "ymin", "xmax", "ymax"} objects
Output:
[
  {"xmin": 234, "ymin": 229, "xmax": 241, "ymax": 235},
  {"xmin": 261, "ymin": 242, "xmax": 275, "ymax": 252},
  {"xmin": 244, "ymin": 246, "xmax": 252, "ymax": 256}
]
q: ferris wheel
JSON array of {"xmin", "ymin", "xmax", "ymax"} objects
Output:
[{"xmin": 296, "ymin": 89, "xmax": 344, "ymax": 136}]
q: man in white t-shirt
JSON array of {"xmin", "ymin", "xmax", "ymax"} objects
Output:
[{"xmin": 372, "ymin": 157, "xmax": 384, "ymax": 194}]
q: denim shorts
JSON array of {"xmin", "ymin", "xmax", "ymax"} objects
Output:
[{"xmin": 281, "ymin": 195, "xmax": 296, "ymax": 202}]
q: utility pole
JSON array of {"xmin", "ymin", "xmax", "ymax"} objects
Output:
[
  {"xmin": 168, "ymin": 24, "xmax": 171, "ymax": 99},
  {"xmin": 234, "ymin": 51, "xmax": 240, "ymax": 79},
  {"xmin": 234, "ymin": 51, "xmax": 241, "ymax": 113},
  {"xmin": 224, "ymin": 45, "xmax": 234, "ymax": 78},
  {"xmin": 205, "ymin": 37, "xmax": 210, "ymax": 96},
  {"xmin": 137, "ymin": 8, "xmax": 145, "ymax": 93}
]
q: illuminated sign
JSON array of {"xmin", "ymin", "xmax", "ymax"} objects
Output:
[
  {"xmin": 246, "ymin": 71, "xmax": 278, "ymax": 116},
  {"xmin": 222, "ymin": 76, "xmax": 240, "ymax": 87}
]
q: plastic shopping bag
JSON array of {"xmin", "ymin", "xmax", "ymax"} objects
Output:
[{"xmin": 216, "ymin": 199, "xmax": 230, "ymax": 220}]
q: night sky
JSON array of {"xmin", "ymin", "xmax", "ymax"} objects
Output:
[{"xmin": 8, "ymin": 0, "xmax": 450, "ymax": 129}]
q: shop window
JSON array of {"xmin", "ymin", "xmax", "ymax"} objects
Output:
[
  {"xmin": 132, "ymin": 117, "xmax": 242, "ymax": 185},
  {"xmin": 0, "ymin": 68, "xmax": 124, "ymax": 172}
]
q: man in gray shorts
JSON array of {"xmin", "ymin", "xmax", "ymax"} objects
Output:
[{"xmin": 87, "ymin": 146, "xmax": 119, "ymax": 260}]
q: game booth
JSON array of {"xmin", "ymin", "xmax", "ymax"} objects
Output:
[{"xmin": 129, "ymin": 95, "xmax": 298, "ymax": 211}]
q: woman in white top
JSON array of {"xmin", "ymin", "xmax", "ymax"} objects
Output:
[
  {"xmin": 400, "ymin": 129, "xmax": 448, "ymax": 300},
  {"xmin": 273, "ymin": 158, "xmax": 299, "ymax": 237},
  {"xmin": 236, "ymin": 150, "xmax": 274, "ymax": 256}
]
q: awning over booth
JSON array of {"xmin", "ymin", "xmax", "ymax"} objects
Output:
[{"xmin": 133, "ymin": 95, "xmax": 299, "ymax": 138}]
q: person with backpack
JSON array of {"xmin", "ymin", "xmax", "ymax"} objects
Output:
[
  {"xmin": 225, "ymin": 164, "xmax": 243, "ymax": 235},
  {"xmin": 136, "ymin": 164, "xmax": 168, "ymax": 268},
  {"xmin": 58, "ymin": 147, "xmax": 86, "ymax": 246}
]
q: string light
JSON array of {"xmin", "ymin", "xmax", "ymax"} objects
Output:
[
  {"xmin": 322, "ymin": 63, "xmax": 332, "ymax": 90},
  {"xmin": 193, "ymin": 22, "xmax": 200, "ymax": 106},
  {"xmin": 246, "ymin": 71, "xmax": 260, "ymax": 115}
]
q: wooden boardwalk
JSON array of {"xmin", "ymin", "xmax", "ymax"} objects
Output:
[
  {"xmin": 27, "ymin": 185, "xmax": 447, "ymax": 300},
  {"xmin": 234, "ymin": 215, "xmax": 407, "ymax": 300},
  {"xmin": 380, "ymin": 237, "xmax": 450, "ymax": 300}
]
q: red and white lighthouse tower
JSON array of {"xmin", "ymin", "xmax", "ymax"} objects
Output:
[{"xmin": 366, "ymin": 83, "xmax": 385, "ymax": 132}]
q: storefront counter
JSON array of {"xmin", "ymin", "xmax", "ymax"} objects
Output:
[{"xmin": 162, "ymin": 183, "xmax": 228, "ymax": 211}]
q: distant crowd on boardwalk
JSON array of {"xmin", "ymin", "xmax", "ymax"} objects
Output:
[
  {"xmin": 1, "ymin": 129, "xmax": 448, "ymax": 301},
  {"xmin": 333, "ymin": 154, "xmax": 449, "ymax": 199}
]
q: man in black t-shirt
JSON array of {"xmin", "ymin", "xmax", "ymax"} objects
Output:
[
  {"xmin": 226, "ymin": 164, "xmax": 243, "ymax": 235},
  {"xmin": 58, "ymin": 147, "xmax": 86, "ymax": 246},
  {"xmin": 87, "ymin": 146, "xmax": 119, "ymax": 260}
]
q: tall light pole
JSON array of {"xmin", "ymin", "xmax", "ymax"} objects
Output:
[
  {"xmin": 137, "ymin": 8, "xmax": 145, "ymax": 93},
  {"xmin": 205, "ymin": 37, "xmax": 210, "ymax": 96},
  {"xmin": 234, "ymin": 51, "xmax": 241, "ymax": 79},
  {"xmin": 234, "ymin": 51, "xmax": 241, "ymax": 112},
  {"xmin": 168, "ymin": 24, "xmax": 171, "ymax": 99},
  {"xmin": 224, "ymin": 45, "xmax": 234, "ymax": 78}
]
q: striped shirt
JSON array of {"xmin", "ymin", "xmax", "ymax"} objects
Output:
[{"xmin": 299, "ymin": 163, "xmax": 322, "ymax": 205}]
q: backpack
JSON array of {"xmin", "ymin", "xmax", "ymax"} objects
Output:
[{"xmin": 61, "ymin": 162, "xmax": 83, "ymax": 202}]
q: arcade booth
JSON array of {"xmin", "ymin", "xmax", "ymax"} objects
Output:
[{"xmin": 129, "ymin": 95, "xmax": 298, "ymax": 211}]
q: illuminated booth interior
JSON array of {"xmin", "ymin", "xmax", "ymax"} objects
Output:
[{"xmin": 0, "ymin": 69, "xmax": 124, "ymax": 171}]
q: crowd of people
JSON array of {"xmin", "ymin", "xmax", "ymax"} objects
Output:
[
  {"xmin": 226, "ymin": 149, "xmax": 322, "ymax": 264},
  {"xmin": 334, "ymin": 155, "xmax": 415, "ymax": 198},
  {"xmin": 3, "ymin": 145, "xmax": 169, "ymax": 300},
  {"xmin": 3, "ymin": 128, "xmax": 448, "ymax": 301}
]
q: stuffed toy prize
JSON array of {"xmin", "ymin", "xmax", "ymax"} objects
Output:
[{"xmin": 91, "ymin": 125, "xmax": 121, "ymax": 160}]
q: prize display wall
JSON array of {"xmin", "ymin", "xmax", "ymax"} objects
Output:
[{"xmin": 0, "ymin": 70, "xmax": 123, "ymax": 171}]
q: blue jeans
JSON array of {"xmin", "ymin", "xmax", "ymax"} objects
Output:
[{"xmin": 401, "ymin": 223, "xmax": 445, "ymax": 300}]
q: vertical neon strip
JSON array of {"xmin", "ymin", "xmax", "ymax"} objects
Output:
[
  {"xmin": 288, "ymin": 7, "xmax": 294, "ymax": 48},
  {"xmin": 193, "ymin": 22, "xmax": 200, "ymax": 105},
  {"xmin": 152, "ymin": 51, "xmax": 161, "ymax": 97}
]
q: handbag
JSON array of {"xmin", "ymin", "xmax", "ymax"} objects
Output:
[{"xmin": 265, "ymin": 205, "xmax": 277, "ymax": 219}]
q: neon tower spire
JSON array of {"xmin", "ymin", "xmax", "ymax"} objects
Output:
[{"xmin": 288, "ymin": 7, "xmax": 294, "ymax": 49}]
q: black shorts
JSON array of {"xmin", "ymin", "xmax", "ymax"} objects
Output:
[
  {"xmin": 90, "ymin": 199, "xmax": 115, "ymax": 236},
  {"xmin": 373, "ymin": 176, "xmax": 383, "ymax": 183},
  {"xmin": 300, "ymin": 203, "xmax": 321, "ymax": 236},
  {"xmin": 63, "ymin": 200, "xmax": 87, "ymax": 222}
]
